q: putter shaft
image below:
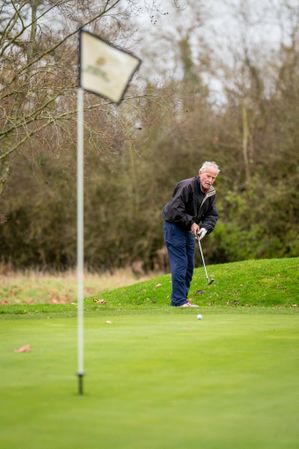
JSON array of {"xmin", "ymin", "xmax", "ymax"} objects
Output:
[{"xmin": 197, "ymin": 237, "xmax": 213, "ymax": 285}]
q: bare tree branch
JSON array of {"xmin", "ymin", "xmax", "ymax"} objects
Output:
[
  {"xmin": 0, "ymin": 1, "xmax": 66, "ymax": 58},
  {"xmin": 0, "ymin": 92, "xmax": 159, "ymax": 161},
  {"xmin": 1, "ymin": 0, "xmax": 122, "ymax": 92},
  {"xmin": 0, "ymin": 91, "xmax": 71, "ymax": 140},
  {"xmin": 0, "ymin": 1, "xmax": 26, "ymax": 48}
]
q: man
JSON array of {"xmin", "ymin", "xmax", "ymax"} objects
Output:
[{"xmin": 162, "ymin": 161, "xmax": 220, "ymax": 307}]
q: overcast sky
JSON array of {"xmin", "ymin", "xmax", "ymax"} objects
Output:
[
  {"xmin": 118, "ymin": 0, "xmax": 298, "ymax": 102},
  {"xmin": 37, "ymin": 0, "xmax": 298, "ymax": 103}
]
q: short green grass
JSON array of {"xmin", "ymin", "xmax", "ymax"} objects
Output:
[
  {"xmin": 1, "ymin": 258, "xmax": 298, "ymax": 449},
  {"xmin": 1, "ymin": 311, "xmax": 299, "ymax": 449}
]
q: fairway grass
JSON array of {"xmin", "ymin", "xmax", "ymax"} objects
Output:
[{"xmin": 1, "ymin": 309, "xmax": 299, "ymax": 449}]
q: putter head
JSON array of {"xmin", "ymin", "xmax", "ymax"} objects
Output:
[
  {"xmin": 208, "ymin": 278, "xmax": 214, "ymax": 285},
  {"xmin": 196, "ymin": 289, "xmax": 204, "ymax": 295}
]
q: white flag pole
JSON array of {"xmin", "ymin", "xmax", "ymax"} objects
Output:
[
  {"xmin": 76, "ymin": 29, "xmax": 141, "ymax": 395},
  {"xmin": 77, "ymin": 86, "xmax": 84, "ymax": 394}
]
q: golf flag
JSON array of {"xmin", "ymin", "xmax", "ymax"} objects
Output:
[
  {"xmin": 76, "ymin": 30, "xmax": 141, "ymax": 395},
  {"xmin": 79, "ymin": 30, "xmax": 141, "ymax": 103}
]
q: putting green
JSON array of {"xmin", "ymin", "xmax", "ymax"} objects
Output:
[{"xmin": 1, "ymin": 309, "xmax": 298, "ymax": 449}]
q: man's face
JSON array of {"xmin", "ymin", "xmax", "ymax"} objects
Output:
[{"xmin": 199, "ymin": 167, "xmax": 218, "ymax": 192}]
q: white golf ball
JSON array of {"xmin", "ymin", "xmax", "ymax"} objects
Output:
[{"xmin": 197, "ymin": 314, "xmax": 203, "ymax": 320}]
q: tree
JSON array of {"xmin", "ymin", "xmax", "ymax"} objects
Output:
[{"xmin": 0, "ymin": 0, "xmax": 124, "ymax": 196}]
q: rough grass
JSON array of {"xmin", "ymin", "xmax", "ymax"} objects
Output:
[{"xmin": 0, "ymin": 267, "xmax": 151, "ymax": 307}]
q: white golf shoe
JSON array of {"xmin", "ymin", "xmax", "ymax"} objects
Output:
[{"xmin": 179, "ymin": 301, "xmax": 199, "ymax": 308}]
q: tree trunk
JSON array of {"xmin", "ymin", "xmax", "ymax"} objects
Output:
[{"xmin": 242, "ymin": 101, "xmax": 251, "ymax": 184}]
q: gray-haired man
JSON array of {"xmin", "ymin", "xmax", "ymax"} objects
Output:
[{"xmin": 162, "ymin": 161, "xmax": 220, "ymax": 307}]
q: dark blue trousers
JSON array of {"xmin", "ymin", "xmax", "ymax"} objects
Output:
[{"xmin": 163, "ymin": 221, "xmax": 195, "ymax": 306}]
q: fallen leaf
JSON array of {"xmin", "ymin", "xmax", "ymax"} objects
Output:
[
  {"xmin": 15, "ymin": 344, "xmax": 31, "ymax": 353},
  {"xmin": 155, "ymin": 283, "xmax": 162, "ymax": 288},
  {"xmin": 95, "ymin": 299, "xmax": 106, "ymax": 305}
]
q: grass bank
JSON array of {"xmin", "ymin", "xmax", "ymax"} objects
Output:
[
  {"xmin": 0, "ymin": 258, "xmax": 298, "ymax": 316},
  {"xmin": 97, "ymin": 257, "xmax": 298, "ymax": 308}
]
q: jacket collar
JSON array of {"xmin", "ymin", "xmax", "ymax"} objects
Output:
[
  {"xmin": 200, "ymin": 184, "xmax": 216, "ymax": 208},
  {"xmin": 205, "ymin": 185, "xmax": 216, "ymax": 196}
]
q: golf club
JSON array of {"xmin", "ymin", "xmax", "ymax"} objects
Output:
[{"xmin": 196, "ymin": 236, "xmax": 214, "ymax": 285}]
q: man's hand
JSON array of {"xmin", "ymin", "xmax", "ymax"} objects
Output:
[
  {"xmin": 191, "ymin": 223, "xmax": 200, "ymax": 236},
  {"xmin": 197, "ymin": 228, "xmax": 207, "ymax": 240}
]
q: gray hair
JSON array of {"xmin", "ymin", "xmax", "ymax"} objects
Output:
[{"xmin": 199, "ymin": 161, "xmax": 220, "ymax": 175}]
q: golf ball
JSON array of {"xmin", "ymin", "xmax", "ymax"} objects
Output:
[{"xmin": 197, "ymin": 314, "xmax": 203, "ymax": 320}]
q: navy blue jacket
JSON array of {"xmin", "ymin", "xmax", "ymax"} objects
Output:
[{"xmin": 162, "ymin": 176, "xmax": 218, "ymax": 232}]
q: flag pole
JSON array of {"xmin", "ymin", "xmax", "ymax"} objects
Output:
[
  {"xmin": 77, "ymin": 86, "xmax": 84, "ymax": 394},
  {"xmin": 76, "ymin": 29, "xmax": 141, "ymax": 396}
]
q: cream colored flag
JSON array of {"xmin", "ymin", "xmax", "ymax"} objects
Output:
[{"xmin": 79, "ymin": 30, "xmax": 141, "ymax": 103}]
